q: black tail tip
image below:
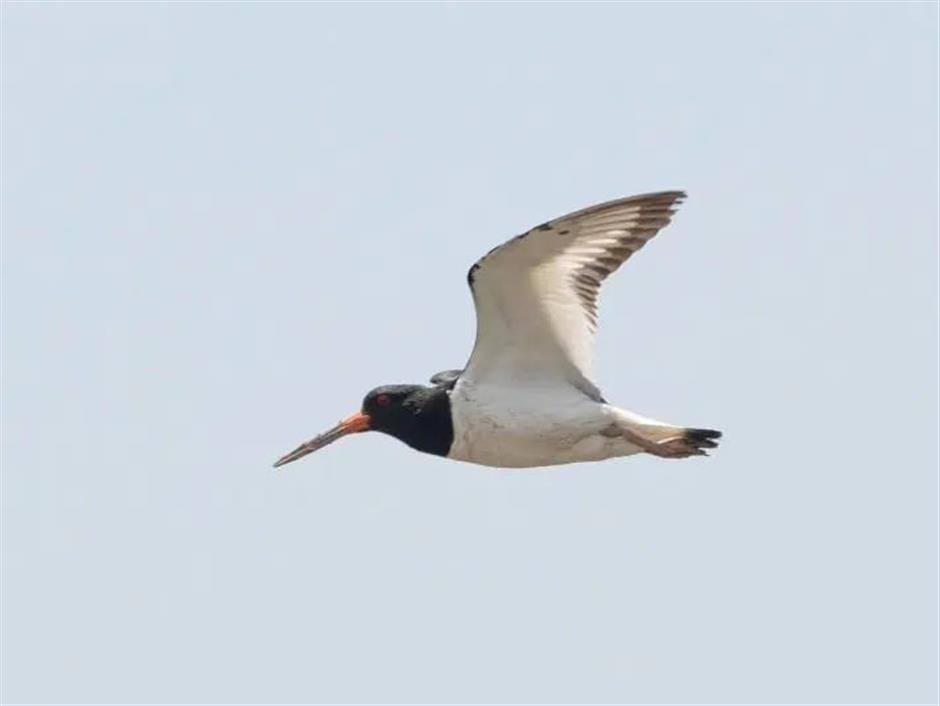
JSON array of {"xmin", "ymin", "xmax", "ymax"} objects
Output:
[{"xmin": 684, "ymin": 428, "xmax": 722, "ymax": 448}]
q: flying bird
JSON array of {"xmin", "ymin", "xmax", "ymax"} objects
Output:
[{"xmin": 275, "ymin": 191, "xmax": 721, "ymax": 469}]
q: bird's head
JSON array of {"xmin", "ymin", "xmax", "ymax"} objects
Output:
[{"xmin": 273, "ymin": 384, "xmax": 451, "ymax": 467}]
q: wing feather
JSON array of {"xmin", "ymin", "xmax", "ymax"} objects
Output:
[{"xmin": 462, "ymin": 191, "xmax": 686, "ymax": 395}]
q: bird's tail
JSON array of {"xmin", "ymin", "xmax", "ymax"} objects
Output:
[
  {"xmin": 682, "ymin": 427, "xmax": 722, "ymax": 451},
  {"xmin": 607, "ymin": 408, "xmax": 723, "ymax": 458}
]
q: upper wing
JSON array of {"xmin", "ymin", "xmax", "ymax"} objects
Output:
[{"xmin": 461, "ymin": 191, "xmax": 686, "ymax": 396}]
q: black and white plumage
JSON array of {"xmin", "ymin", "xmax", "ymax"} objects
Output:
[{"xmin": 274, "ymin": 191, "xmax": 721, "ymax": 469}]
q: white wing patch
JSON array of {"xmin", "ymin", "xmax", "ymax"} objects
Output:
[{"xmin": 462, "ymin": 191, "xmax": 686, "ymax": 396}]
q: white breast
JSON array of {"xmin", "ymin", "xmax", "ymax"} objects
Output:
[{"xmin": 447, "ymin": 378, "xmax": 642, "ymax": 468}]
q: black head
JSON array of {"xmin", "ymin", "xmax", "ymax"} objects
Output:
[
  {"xmin": 273, "ymin": 383, "xmax": 454, "ymax": 467},
  {"xmin": 361, "ymin": 384, "xmax": 454, "ymax": 456},
  {"xmin": 361, "ymin": 384, "xmax": 424, "ymax": 422}
]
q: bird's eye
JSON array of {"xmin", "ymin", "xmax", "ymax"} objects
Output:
[{"xmin": 376, "ymin": 394, "xmax": 391, "ymax": 407}]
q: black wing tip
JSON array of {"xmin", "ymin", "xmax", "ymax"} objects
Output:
[
  {"xmin": 549, "ymin": 190, "xmax": 688, "ymax": 228},
  {"xmin": 466, "ymin": 190, "xmax": 688, "ymax": 287},
  {"xmin": 632, "ymin": 189, "xmax": 687, "ymax": 204},
  {"xmin": 622, "ymin": 190, "xmax": 688, "ymax": 210}
]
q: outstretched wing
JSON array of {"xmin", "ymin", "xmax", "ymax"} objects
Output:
[{"xmin": 462, "ymin": 191, "xmax": 686, "ymax": 396}]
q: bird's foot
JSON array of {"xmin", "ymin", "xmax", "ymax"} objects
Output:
[{"xmin": 648, "ymin": 435, "xmax": 711, "ymax": 458}]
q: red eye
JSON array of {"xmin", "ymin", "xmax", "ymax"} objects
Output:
[{"xmin": 376, "ymin": 394, "xmax": 391, "ymax": 407}]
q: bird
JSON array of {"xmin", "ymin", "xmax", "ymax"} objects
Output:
[{"xmin": 274, "ymin": 190, "xmax": 721, "ymax": 469}]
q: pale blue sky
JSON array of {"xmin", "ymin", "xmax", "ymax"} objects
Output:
[{"xmin": 2, "ymin": 2, "xmax": 937, "ymax": 704}]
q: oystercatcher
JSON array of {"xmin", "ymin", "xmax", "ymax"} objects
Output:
[{"xmin": 275, "ymin": 191, "xmax": 721, "ymax": 469}]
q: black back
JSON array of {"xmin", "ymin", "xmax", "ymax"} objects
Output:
[
  {"xmin": 362, "ymin": 384, "xmax": 454, "ymax": 458},
  {"xmin": 429, "ymin": 369, "xmax": 462, "ymax": 390}
]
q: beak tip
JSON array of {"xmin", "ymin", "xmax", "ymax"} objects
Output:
[
  {"xmin": 272, "ymin": 412, "xmax": 369, "ymax": 470},
  {"xmin": 271, "ymin": 451, "xmax": 297, "ymax": 468}
]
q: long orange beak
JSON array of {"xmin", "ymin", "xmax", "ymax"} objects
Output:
[{"xmin": 273, "ymin": 412, "xmax": 371, "ymax": 468}]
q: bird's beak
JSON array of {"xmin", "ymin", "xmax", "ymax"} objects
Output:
[{"xmin": 273, "ymin": 412, "xmax": 371, "ymax": 468}]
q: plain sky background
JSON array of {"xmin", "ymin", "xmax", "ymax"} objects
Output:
[{"xmin": 2, "ymin": 2, "xmax": 938, "ymax": 705}]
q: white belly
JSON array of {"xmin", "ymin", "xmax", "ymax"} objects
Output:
[{"xmin": 447, "ymin": 379, "xmax": 642, "ymax": 468}]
